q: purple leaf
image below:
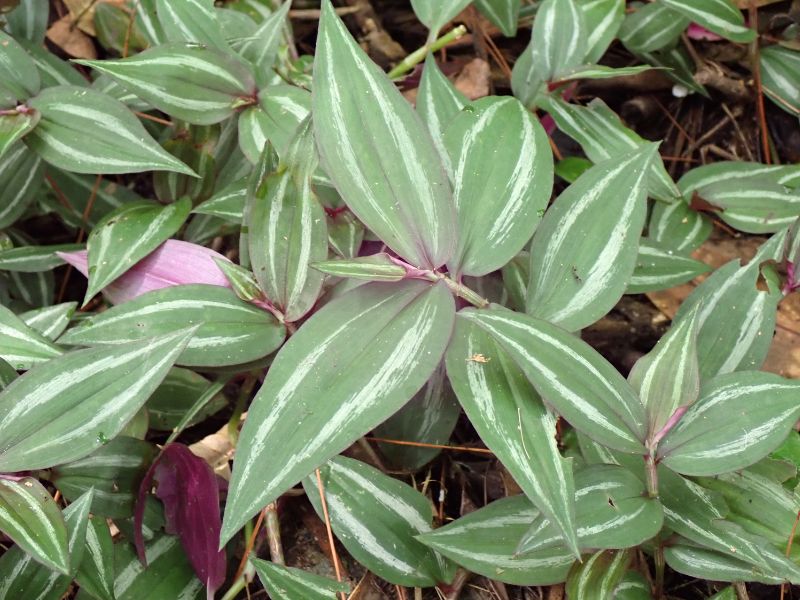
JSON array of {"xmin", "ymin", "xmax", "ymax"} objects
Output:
[
  {"xmin": 134, "ymin": 443, "xmax": 226, "ymax": 595},
  {"xmin": 57, "ymin": 239, "xmax": 231, "ymax": 305},
  {"xmin": 686, "ymin": 23, "xmax": 723, "ymax": 41}
]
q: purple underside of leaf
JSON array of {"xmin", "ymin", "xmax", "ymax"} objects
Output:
[
  {"xmin": 57, "ymin": 239, "xmax": 231, "ymax": 304},
  {"xmin": 134, "ymin": 443, "xmax": 226, "ymax": 594}
]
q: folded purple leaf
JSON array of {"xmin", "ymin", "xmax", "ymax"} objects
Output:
[{"xmin": 57, "ymin": 240, "xmax": 231, "ymax": 304}]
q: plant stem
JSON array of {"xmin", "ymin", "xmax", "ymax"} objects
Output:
[
  {"xmin": 654, "ymin": 545, "xmax": 666, "ymax": 599},
  {"xmin": 388, "ymin": 25, "xmax": 468, "ymax": 79},
  {"xmin": 645, "ymin": 452, "xmax": 659, "ymax": 499},
  {"xmin": 440, "ymin": 274, "xmax": 491, "ymax": 308},
  {"xmin": 265, "ymin": 502, "xmax": 284, "ymax": 565}
]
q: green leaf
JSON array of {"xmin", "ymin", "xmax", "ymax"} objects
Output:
[
  {"xmin": 192, "ymin": 177, "xmax": 246, "ymax": 222},
  {"xmin": 52, "ymin": 436, "xmax": 158, "ymax": 518},
  {"xmin": 459, "ymin": 307, "xmax": 647, "ymax": 453},
  {"xmin": 0, "ymin": 477, "xmax": 68, "ymax": 574},
  {"xmin": 619, "ymin": 1, "xmax": 688, "ymax": 53},
  {"xmin": 410, "ymin": 0, "xmax": 471, "ymax": 36},
  {"xmin": 59, "ymin": 285, "xmax": 285, "ymax": 368},
  {"xmin": 540, "ymin": 96, "xmax": 679, "ymax": 202},
  {"xmin": 147, "ymin": 368, "xmax": 225, "ymax": 431},
  {"xmin": 565, "ymin": 549, "xmax": 632, "ymax": 600},
  {"xmin": 374, "ymin": 363, "xmax": 460, "ymax": 470},
  {"xmin": 7, "ymin": 270, "xmax": 53, "ymax": 308},
  {"xmin": 76, "ymin": 516, "xmax": 116, "ymax": 600},
  {"xmin": 84, "ymin": 199, "xmax": 191, "ymax": 305},
  {"xmin": 15, "ymin": 38, "xmax": 87, "ymax": 89},
  {"xmin": 658, "ymin": 372, "xmax": 800, "ymax": 476},
  {"xmin": 517, "ymin": 465, "xmax": 663, "ymax": 554},
  {"xmin": 614, "ymin": 570, "xmax": 653, "ymax": 600},
  {"xmin": 672, "ymin": 231, "xmax": 785, "ymax": 379},
  {"xmin": 253, "ymin": 559, "xmax": 350, "ymax": 600},
  {"xmin": 664, "ymin": 543, "xmax": 786, "ymax": 585},
  {"xmin": 155, "ymin": 0, "xmax": 228, "ymax": 48},
  {"xmin": 679, "ymin": 161, "xmax": 800, "ymax": 196},
  {"xmin": 558, "ymin": 64, "xmax": 655, "ymax": 81},
  {"xmin": 0, "ymin": 359, "xmax": 17, "ymax": 391},
  {"xmin": 313, "ymin": 0, "xmax": 455, "ymax": 269},
  {"xmin": 636, "ymin": 46, "xmax": 708, "ymax": 95},
  {"xmin": 526, "ymin": 146, "xmax": 654, "ymax": 331},
  {"xmin": 233, "ymin": 1, "xmax": 289, "ymax": 88},
  {"xmin": 530, "ymin": 0, "xmax": 587, "ymax": 81},
  {"xmin": 0, "ymin": 303, "xmax": 63, "ymax": 369},
  {"xmin": 0, "ymin": 244, "xmax": 81, "ymax": 272},
  {"xmin": 445, "ymin": 316, "xmax": 578, "ymax": 556},
  {"xmin": 0, "ymin": 30, "xmax": 40, "ymax": 105},
  {"xmin": 113, "ymin": 533, "xmax": 205, "ymax": 600},
  {"xmin": 303, "ymin": 456, "xmax": 454, "ymax": 587},
  {"xmin": 5, "ymin": 0, "xmax": 49, "ymax": 44},
  {"xmin": 628, "ymin": 306, "xmax": 699, "ymax": 441},
  {"xmin": 445, "ymin": 97, "xmax": 553, "ymax": 277},
  {"xmin": 661, "ymin": 0, "xmax": 755, "ymax": 43},
  {"xmin": 417, "ymin": 55, "xmax": 467, "ymax": 162},
  {"xmin": 646, "ymin": 200, "xmax": 711, "ymax": 255},
  {"xmin": 312, "ymin": 254, "xmax": 407, "ymax": 282},
  {"xmin": 0, "ymin": 110, "xmax": 39, "ymax": 160},
  {"xmin": 327, "ymin": 209, "xmax": 365, "ymax": 259},
  {"xmin": 247, "ymin": 118, "xmax": 327, "ymax": 321},
  {"xmin": 74, "ymin": 44, "xmax": 256, "ymax": 126},
  {"xmin": 511, "ymin": 40, "xmax": 545, "ymax": 109},
  {"xmin": 254, "ymin": 84, "xmax": 311, "ymax": 159},
  {"xmin": 416, "ymin": 495, "xmax": 575, "ymax": 585},
  {"xmin": 501, "ymin": 251, "xmax": 529, "ymax": 311},
  {"xmin": 474, "ymin": 0, "xmax": 521, "ymax": 36},
  {"xmin": 760, "ymin": 46, "xmax": 800, "ymax": 116},
  {"xmin": 579, "ymin": 0, "xmax": 624, "ymax": 63},
  {"xmin": 627, "ymin": 240, "xmax": 711, "ymax": 293},
  {"xmin": 222, "ymin": 280, "xmax": 455, "ymax": 545},
  {"xmin": 0, "ymin": 142, "xmax": 42, "ymax": 229},
  {"xmin": 25, "ymin": 86, "xmax": 195, "ymax": 175},
  {"xmin": 0, "ymin": 328, "xmax": 193, "ymax": 472}
]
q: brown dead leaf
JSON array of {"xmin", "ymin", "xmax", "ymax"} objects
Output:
[
  {"xmin": 454, "ymin": 58, "xmax": 490, "ymax": 101},
  {"xmin": 47, "ymin": 15, "xmax": 97, "ymax": 59},
  {"xmin": 187, "ymin": 412, "xmax": 247, "ymax": 480},
  {"xmin": 63, "ymin": 0, "xmax": 126, "ymax": 36}
]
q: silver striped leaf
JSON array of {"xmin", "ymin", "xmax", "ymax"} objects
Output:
[
  {"xmin": 665, "ymin": 544, "xmax": 787, "ymax": 585},
  {"xmin": 474, "ymin": 0, "xmax": 521, "ymax": 36},
  {"xmin": 75, "ymin": 515, "xmax": 115, "ymax": 600},
  {"xmin": 0, "ymin": 30, "xmax": 40, "ymax": 104},
  {"xmin": 0, "ymin": 143, "xmax": 43, "ymax": 229},
  {"xmin": 410, "ymin": 0, "xmax": 472, "ymax": 37},
  {"xmin": 256, "ymin": 84, "xmax": 311, "ymax": 159},
  {"xmin": 312, "ymin": 254, "xmax": 407, "ymax": 282},
  {"xmin": 20, "ymin": 302, "xmax": 77, "ymax": 341},
  {"xmin": 25, "ymin": 86, "xmax": 195, "ymax": 175},
  {"xmin": 618, "ymin": 1, "xmax": 688, "ymax": 53},
  {"xmin": 416, "ymin": 54, "xmax": 467, "ymax": 167},
  {"xmin": 4, "ymin": 0, "xmax": 49, "ymax": 45},
  {"xmin": 231, "ymin": 1, "xmax": 289, "ymax": 88},
  {"xmin": 760, "ymin": 45, "xmax": 800, "ymax": 116},
  {"xmin": 155, "ymin": 0, "xmax": 228, "ymax": 49},
  {"xmin": 0, "ymin": 111, "xmax": 39, "ymax": 160},
  {"xmin": 0, "ymin": 328, "xmax": 194, "ymax": 472},
  {"xmin": 0, "ymin": 244, "xmax": 81, "ymax": 272},
  {"xmin": 191, "ymin": 177, "xmax": 247, "ymax": 223},
  {"xmin": 0, "ymin": 303, "xmax": 63, "ymax": 370},
  {"xmin": 647, "ymin": 200, "xmax": 711, "ymax": 255},
  {"xmin": 253, "ymin": 559, "xmax": 349, "ymax": 600},
  {"xmin": 530, "ymin": 0, "xmax": 587, "ymax": 81},
  {"xmin": 579, "ymin": 0, "xmax": 624, "ymax": 63},
  {"xmin": 445, "ymin": 317, "xmax": 579, "ymax": 557},
  {"xmin": 695, "ymin": 178, "xmax": 800, "ymax": 234},
  {"xmin": 678, "ymin": 161, "xmax": 800, "ymax": 195},
  {"xmin": 565, "ymin": 549, "xmax": 632, "ymax": 600},
  {"xmin": 661, "ymin": 0, "xmax": 755, "ymax": 43},
  {"xmin": 460, "ymin": 307, "xmax": 648, "ymax": 453},
  {"xmin": 526, "ymin": 146, "xmax": 654, "ymax": 331},
  {"xmin": 221, "ymin": 280, "xmax": 455, "ymax": 545},
  {"xmin": 312, "ymin": 0, "xmax": 455, "ymax": 269},
  {"xmin": 627, "ymin": 240, "xmax": 711, "ymax": 294},
  {"xmin": 445, "ymin": 97, "xmax": 553, "ymax": 277}
]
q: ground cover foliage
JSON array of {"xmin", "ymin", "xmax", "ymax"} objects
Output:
[{"xmin": 1, "ymin": 0, "xmax": 800, "ymax": 598}]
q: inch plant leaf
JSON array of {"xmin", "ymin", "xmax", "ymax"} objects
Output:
[
  {"xmin": 566, "ymin": 549, "xmax": 632, "ymax": 600},
  {"xmin": 628, "ymin": 306, "xmax": 699, "ymax": 442},
  {"xmin": 661, "ymin": 0, "xmax": 755, "ymax": 43},
  {"xmin": 8, "ymin": 270, "xmax": 53, "ymax": 308},
  {"xmin": 327, "ymin": 209, "xmax": 365, "ymax": 259},
  {"xmin": 233, "ymin": 1, "xmax": 290, "ymax": 88},
  {"xmin": 410, "ymin": 0, "xmax": 471, "ymax": 36},
  {"xmin": 155, "ymin": 0, "xmax": 228, "ymax": 49},
  {"xmin": 0, "ymin": 303, "xmax": 63, "ymax": 369},
  {"xmin": 148, "ymin": 368, "xmax": 225, "ymax": 431},
  {"xmin": 0, "ymin": 30, "xmax": 40, "ymax": 105},
  {"xmin": 60, "ymin": 285, "xmax": 285, "ymax": 368},
  {"xmin": 760, "ymin": 46, "xmax": 800, "ymax": 115},
  {"xmin": 445, "ymin": 317, "xmax": 578, "ymax": 557},
  {"xmin": 5, "ymin": 0, "xmax": 49, "ymax": 44},
  {"xmin": 0, "ymin": 142, "xmax": 43, "ymax": 229},
  {"xmin": 619, "ymin": 1, "xmax": 688, "ymax": 53},
  {"xmin": 517, "ymin": 465, "xmax": 663, "ymax": 554},
  {"xmin": 474, "ymin": 0, "xmax": 521, "ymax": 36},
  {"xmin": 526, "ymin": 146, "xmax": 654, "ymax": 331},
  {"xmin": 530, "ymin": 0, "xmax": 586, "ymax": 81},
  {"xmin": 0, "ymin": 110, "xmax": 39, "ymax": 160},
  {"xmin": 502, "ymin": 251, "xmax": 529, "ymax": 311},
  {"xmin": 0, "ymin": 476, "xmax": 68, "ymax": 574},
  {"xmin": 0, "ymin": 359, "xmax": 17, "ymax": 390},
  {"xmin": 313, "ymin": 0, "xmax": 455, "ymax": 269},
  {"xmin": 540, "ymin": 96, "xmax": 679, "ymax": 202},
  {"xmin": 52, "ymin": 436, "xmax": 158, "ymax": 519},
  {"xmin": 312, "ymin": 254, "xmax": 407, "ymax": 282},
  {"xmin": 256, "ymin": 85, "xmax": 311, "ymax": 158},
  {"xmin": 0, "ymin": 243, "xmax": 81, "ymax": 272},
  {"xmin": 0, "ymin": 328, "xmax": 193, "ymax": 472},
  {"xmin": 248, "ymin": 118, "xmax": 327, "ymax": 322},
  {"xmin": 580, "ymin": 0, "xmax": 624, "ymax": 63},
  {"xmin": 75, "ymin": 44, "xmax": 257, "ymax": 126},
  {"xmin": 417, "ymin": 495, "xmax": 575, "ymax": 585},
  {"xmin": 679, "ymin": 161, "xmax": 800, "ymax": 195},
  {"xmin": 222, "ymin": 280, "xmax": 455, "ymax": 545},
  {"xmin": 303, "ymin": 456, "xmax": 454, "ymax": 587},
  {"xmin": 658, "ymin": 372, "xmax": 800, "ymax": 476},
  {"xmin": 76, "ymin": 516, "xmax": 115, "ymax": 600},
  {"xmin": 558, "ymin": 64, "xmax": 655, "ymax": 81},
  {"xmin": 253, "ymin": 559, "xmax": 350, "ymax": 600},
  {"xmin": 192, "ymin": 177, "xmax": 247, "ymax": 222},
  {"xmin": 460, "ymin": 307, "xmax": 647, "ymax": 453},
  {"xmin": 614, "ymin": 570, "xmax": 652, "ymax": 600},
  {"xmin": 445, "ymin": 96, "xmax": 553, "ymax": 277},
  {"xmin": 671, "ymin": 231, "xmax": 785, "ymax": 379},
  {"xmin": 26, "ymin": 86, "xmax": 195, "ymax": 175},
  {"xmin": 647, "ymin": 200, "xmax": 711, "ymax": 254},
  {"xmin": 15, "ymin": 38, "xmax": 87, "ymax": 89},
  {"xmin": 417, "ymin": 55, "xmax": 467, "ymax": 164},
  {"xmin": 85, "ymin": 199, "xmax": 191, "ymax": 305},
  {"xmin": 664, "ymin": 543, "xmax": 786, "ymax": 585},
  {"xmin": 627, "ymin": 240, "xmax": 711, "ymax": 294}
]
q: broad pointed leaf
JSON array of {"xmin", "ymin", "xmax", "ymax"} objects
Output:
[
  {"xmin": 445, "ymin": 317, "xmax": 578, "ymax": 556},
  {"xmin": 313, "ymin": 0, "xmax": 455, "ymax": 269},
  {"xmin": 155, "ymin": 0, "xmax": 227, "ymax": 48},
  {"xmin": 233, "ymin": 1, "xmax": 290, "ymax": 88},
  {"xmin": 0, "ymin": 244, "xmax": 81, "ymax": 272},
  {"xmin": 661, "ymin": 0, "xmax": 755, "ymax": 42},
  {"xmin": 526, "ymin": 146, "xmax": 654, "ymax": 331},
  {"xmin": 647, "ymin": 200, "xmax": 711, "ymax": 254},
  {"xmin": 0, "ymin": 30, "xmax": 40, "ymax": 105},
  {"xmin": 0, "ymin": 328, "xmax": 193, "ymax": 472},
  {"xmin": 530, "ymin": 0, "xmax": 586, "ymax": 80},
  {"xmin": 76, "ymin": 516, "xmax": 116, "ymax": 600},
  {"xmin": 0, "ymin": 110, "xmax": 39, "ymax": 160},
  {"xmin": 627, "ymin": 240, "xmax": 711, "ymax": 293},
  {"xmin": 474, "ymin": 0, "xmax": 521, "ymax": 36},
  {"xmin": 5, "ymin": 0, "xmax": 49, "ymax": 44},
  {"xmin": 256, "ymin": 85, "xmax": 311, "ymax": 159},
  {"xmin": 0, "ymin": 304, "xmax": 63, "ymax": 370},
  {"xmin": 0, "ymin": 142, "xmax": 42, "ymax": 229},
  {"xmin": 222, "ymin": 280, "xmax": 455, "ymax": 545},
  {"xmin": 460, "ymin": 307, "xmax": 647, "ymax": 453},
  {"xmin": 417, "ymin": 55, "xmax": 467, "ymax": 164},
  {"xmin": 253, "ymin": 559, "xmax": 349, "ymax": 600},
  {"xmin": 445, "ymin": 96, "xmax": 553, "ymax": 277},
  {"xmin": 619, "ymin": 1, "xmax": 688, "ymax": 53},
  {"xmin": 312, "ymin": 254, "xmax": 407, "ymax": 282},
  {"xmin": 565, "ymin": 549, "xmax": 632, "ymax": 600},
  {"xmin": 760, "ymin": 46, "xmax": 800, "ymax": 116},
  {"xmin": 410, "ymin": 0, "xmax": 471, "ymax": 36},
  {"xmin": 20, "ymin": 302, "xmax": 76, "ymax": 341},
  {"xmin": 664, "ymin": 543, "xmax": 787, "ymax": 585},
  {"xmin": 580, "ymin": 0, "xmax": 624, "ymax": 63}
]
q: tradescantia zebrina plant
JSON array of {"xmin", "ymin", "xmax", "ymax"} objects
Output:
[{"xmin": 0, "ymin": 0, "xmax": 800, "ymax": 598}]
